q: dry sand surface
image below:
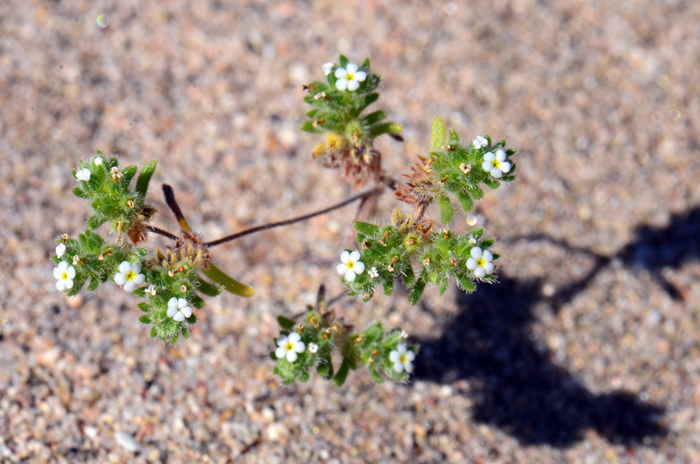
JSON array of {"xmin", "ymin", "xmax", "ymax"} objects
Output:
[{"xmin": 1, "ymin": 0, "xmax": 700, "ymax": 463}]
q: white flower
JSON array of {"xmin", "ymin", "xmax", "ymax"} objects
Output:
[
  {"xmin": 53, "ymin": 261, "xmax": 75, "ymax": 291},
  {"xmin": 55, "ymin": 243, "xmax": 66, "ymax": 258},
  {"xmin": 308, "ymin": 343, "xmax": 319, "ymax": 354},
  {"xmin": 113, "ymin": 261, "xmax": 145, "ymax": 292},
  {"xmin": 75, "ymin": 168, "xmax": 91, "ymax": 181},
  {"xmin": 336, "ymin": 250, "xmax": 365, "ymax": 282},
  {"xmin": 389, "ymin": 344, "xmax": 415, "ymax": 373},
  {"xmin": 167, "ymin": 297, "xmax": 192, "ymax": 322},
  {"xmin": 334, "ymin": 63, "xmax": 367, "ymax": 91},
  {"xmin": 369, "ymin": 266, "xmax": 379, "ymax": 278},
  {"xmin": 482, "ymin": 149, "xmax": 511, "ymax": 178},
  {"xmin": 466, "ymin": 247, "xmax": 494, "ymax": 278},
  {"xmin": 145, "ymin": 285, "xmax": 157, "ymax": 296},
  {"xmin": 472, "ymin": 135, "xmax": 488, "ymax": 148},
  {"xmin": 322, "ymin": 62, "xmax": 334, "ymax": 76},
  {"xmin": 93, "ymin": 156, "xmax": 103, "ymax": 166},
  {"xmin": 275, "ymin": 332, "xmax": 306, "ymax": 362}
]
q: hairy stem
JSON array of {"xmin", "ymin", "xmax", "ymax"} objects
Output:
[{"xmin": 205, "ymin": 183, "xmax": 391, "ymax": 248}]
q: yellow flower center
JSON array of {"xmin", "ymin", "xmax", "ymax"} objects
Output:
[
  {"xmin": 477, "ymin": 258, "xmax": 486, "ymax": 267},
  {"xmin": 347, "ymin": 260, "xmax": 355, "ymax": 268},
  {"xmin": 492, "ymin": 159, "xmax": 501, "ymax": 169},
  {"xmin": 126, "ymin": 271, "xmax": 136, "ymax": 281},
  {"xmin": 285, "ymin": 342, "xmax": 295, "ymax": 352},
  {"xmin": 400, "ymin": 354, "xmax": 408, "ymax": 364},
  {"xmin": 346, "ymin": 72, "xmax": 355, "ymax": 81},
  {"xmin": 61, "ymin": 272, "xmax": 69, "ymax": 281}
]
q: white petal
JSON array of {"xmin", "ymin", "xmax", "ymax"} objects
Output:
[
  {"xmin": 405, "ymin": 351, "xmax": 415, "ymax": 361},
  {"xmin": 286, "ymin": 351, "xmax": 298, "ymax": 362},
  {"xmin": 344, "ymin": 270, "xmax": 356, "ymax": 282},
  {"xmin": 484, "ymin": 262, "xmax": 494, "ymax": 274},
  {"xmin": 334, "ymin": 68, "xmax": 347, "ymax": 78},
  {"xmin": 482, "ymin": 161, "xmax": 493, "ymax": 172},
  {"xmin": 466, "ymin": 258, "xmax": 477, "ymax": 270},
  {"xmin": 349, "ymin": 250, "xmax": 361, "ymax": 262},
  {"xmin": 470, "ymin": 247, "xmax": 483, "ymax": 259},
  {"xmin": 275, "ymin": 346, "xmax": 287, "ymax": 359},
  {"xmin": 64, "ymin": 279, "xmax": 74, "ymax": 289},
  {"xmin": 173, "ymin": 311, "xmax": 185, "ymax": 322},
  {"xmin": 397, "ymin": 344, "xmax": 407, "ymax": 354},
  {"xmin": 133, "ymin": 274, "xmax": 145, "ymax": 286},
  {"xmin": 293, "ymin": 341, "xmax": 305, "ymax": 353},
  {"xmin": 124, "ymin": 281, "xmax": 135, "ymax": 292},
  {"xmin": 168, "ymin": 297, "xmax": 178, "ymax": 309},
  {"xmin": 180, "ymin": 305, "xmax": 192, "ymax": 318},
  {"xmin": 347, "ymin": 79, "xmax": 359, "ymax": 91},
  {"xmin": 322, "ymin": 62, "xmax": 334, "ymax": 75},
  {"xmin": 482, "ymin": 250, "xmax": 493, "ymax": 261},
  {"xmin": 346, "ymin": 63, "xmax": 358, "ymax": 73},
  {"xmin": 177, "ymin": 298, "xmax": 188, "ymax": 309},
  {"xmin": 490, "ymin": 168, "xmax": 503, "ymax": 178},
  {"xmin": 500, "ymin": 161, "xmax": 511, "ymax": 173},
  {"xmin": 495, "ymin": 149, "xmax": 506, "ymax": 161},
  {"xmin": 352, "ymin": 261, "xmax": 365, "ymax": 274},
  {"xmin": 393, "ymin": 362, "xmax": 404, "ymax": 373},
  {"xmin": 56, "ymin": 244, "xmax": 66, "ymax": 257},
  {"xmin": 94, "ymin": 157, "xmax": 103, "ymax": 166},
  {"xmin": 167, "ymin": 305, "xmax": 178, "ymax": 318},
  {"xmin": 337, "ymin": 263, "xmax": 348, "ymax": 275},
  {"xmin": 483, "ymin": 152, "xmax": 495, "ymax": 162},
  {"xmin": 66, "ymin": 266, "xmax": 76, "ymax": 279},
  {"xmin": 57, "ymin": 261, "xmax": 68, "ymax": 272},
  {"xmin": 474, "ymin": 267, "xmax": 486, "ymax": 278},
  {"xmin": 404, "ymin": 361, "xmax": 414, "ymax": 373},
  {"xmin": 131, "ymin": 261, "xmax": 141, "ymax": 273},
  {"xmin": 54, "ymin": 266, "xmax": 62, "ymax": 280},
  {"xmin": 56, "ymin": 280, "xmax": 65, "ymax": 291},
  {"xmin": 354, "ymin": 70, "xmax": 366, "ymax": 82},
  {"xmin": 276, "ymin": 335, "xmax": 289, "ymax": 347},
  {"xmin": 118, "ymin": 261, "xmax": 131, "ymax": 274},
  {"xmin": 335, "ymin": 78, "xmax": 348, "ymax": 91},
  {"xmin": 288, "ymin": 332, "xmax": 301, "ymax": 344},
  {"xmin": 340, "ymin": 250, "xmax": 350, "ymax": 263},
  {"xmin": 114, "ymin": 273, "xmax": 126, "ymax": 286}
]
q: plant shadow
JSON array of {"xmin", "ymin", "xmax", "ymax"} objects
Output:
[{"xmin": 413, "ymin": 275, "xmax": 667, "ymax": 447}]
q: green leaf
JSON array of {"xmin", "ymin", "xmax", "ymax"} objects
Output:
[
  {"xmin": 354, "ymin": 221, "xmax": 380, "ymax": 238},
  {"xmin": 121, "ymin": 165, "xmax": 138, "ymax": 186},
  {"xmin": 150, "ymin": 326, "xmax": 157, "ymax": 338},
  {"xmin": 481, "ymin": 238, "xmax": 495, "ymax": 248},
  {"xmin": 456, "ymin": 192, "xmax": 473, "ymax": 213},
  {"xmin": 186, "ymin": 314, "xmax": 197, "ymax": 324},
  {"xmin": 202, "ymin": 263, "xmax": 255, "ymax": 297},
  {"xmin": 402, "ymin": 264, "xmax": 416, "ymax": 287},
  {"xmin": 484, "ymin": 178, "xmax": 499, "ymax": 189},
  {"xmin": 300, "ymin": 120, "xmax": 324, "ymax": 134},
  {"xmin": 438, "ymin": 196, "xmax": 454, "ymax": 223},
  {"xmin": 135, "ymin": 160, "xmax": 157, "ymax": 198},
  {"xmin": 362, "ymin": 110, "xmax": 387, "ymax": 126},
  {"xmin": 449, "ymin": 128, "xmax": 460, "ymax": 144},
  {"xmin": 431, "ymin": 117, "xmax": 447, "ymax": 150},
  {"xmin": 359, "ymin": 92, "xmax": 379, "ymax": 110},
  {"xmin": 339, "ymin": 55, "xmax": 349, "ymax": 68},
  {"xmin": 367, "ymin": 122, "xmax": 402, "ymax": 139},
  {"xmin": 383, "ymin": 277, "xmax": 394, "ymax": 296},
  {"xmin": 277, "ymin": 316, "xmax": 296, "ymax": 330},
  {"xmin": 409, "ymin": 274, "xmax": 428, "ymax": 305},
  {"xmin": 467, "ymin": 185, "xmax": 483, "ymax": 199},
  {"xmin": 73, "ymin": 187, "xmax": 88, "ymax": 199},
  {"xmin": 458, "ymin": 275, "xmax": 475, "ymax": 292},
  {"xmin": 189, "ymin": 294, "xmax": 205, "ymax": 309},
  {"xmin": 369, "ymin": 368, "xmax": 383, "ymax": 383},
  {"xmin": 139, "ymin": 315, "xmax": 151, "ymax": 324},
  {"xmin": 333, "ymin": 359, "xmax": 351, "ymax": 386},
  {"xmin": 87, "ymin": 278, "xmax": 99, "ymax": 291},
  {"xmin": 317, "ymin": 354, "xmax": 334, "ymax": 380},
  {"xmin": 86, "ymin": 215, "xmax": 107, "ymax": 230},
  {"xmin": 196, "ymin": 277, "xmax": 221, "ymax": 297},
  {"xmin": 138, "ymin": 303, "xmax": 149, "ymax": 313},
  {"xmin": 361, "ymin": 57, "xmax": 370, "ymax": 68}
]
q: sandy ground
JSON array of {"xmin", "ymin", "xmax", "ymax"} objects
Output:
[{"xmin": 1, "ymin": 0, "xmax": 700, "ymax": 462}]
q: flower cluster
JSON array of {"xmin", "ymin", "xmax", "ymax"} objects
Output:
[
  {"xmin": 271, "ymin": 288, "xmax": 417, "ymax": 385},
  {"xmin": 300, "ymin": 55, "xmax": 403, "ymax": 186}
]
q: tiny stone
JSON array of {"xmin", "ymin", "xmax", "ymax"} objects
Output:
[{"xmin": 115, "ymin": 430, "xmax": 142, "ymax": 452}]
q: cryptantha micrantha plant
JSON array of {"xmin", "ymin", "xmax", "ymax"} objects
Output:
[{"xmin": 51, "ymin": 55, "xmax": 516, "ymax": 386}]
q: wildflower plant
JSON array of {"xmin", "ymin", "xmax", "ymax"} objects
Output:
[{"xmin": 51, "ymin": 56, "xmax": 517, "ymax": 387}]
